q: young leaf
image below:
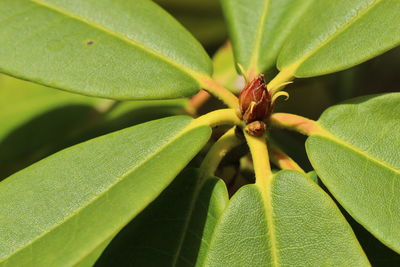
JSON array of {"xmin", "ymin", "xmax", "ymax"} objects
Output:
[
  {"xmin": 97, "ymin": 169, "xmax": 229, "ymax": 267},
  {"xmin": 220, "ymin": 0, "xmax": 313, "ymax": 75},
  {"xmin": 0, "ymin": 0, "xmax": 212, "ymax": 99},
  {"xmin": 306, "ymin": 93, "xmax": 400, "ymax": 253},
  {"xmin": 204, "ymin": 170, "xmax": 369, "ymax": 266},
  {"xmin": 0, "ymin": 116, "xmax": 211, "ymax": 266},
  {"xmin": 278, "ymin": 0, "xmax": 400, "ymax": 78}
]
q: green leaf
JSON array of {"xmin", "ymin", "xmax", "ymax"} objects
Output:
[
  {"xmin": 212, "ymin": 42, "xmax": 242, "ymax": 93},
  {"xmin": 97, "ymin": 169, "xmax": 228, "ymax": 266},
  {"xmin": 204, "ymin": 170, "xmax": 369, "ymax": 266},
  {"xmin": 0, "ymin": 74, "xmax": 102, "ymax": 142},
  {"xmin": 220, "ymin": 0, "xmax": 313, "ymax": 75},
  {"xmin": 101, "ymin": 99, "xmax": 188, "ymax": 131},
  {"xmin": 306, "ymin": 93, "xmax": 400, "ymax": 253},
  {"xmin": 0, "ymin": 0, "xmax": 212, "ymax": 100},
  {"xmin": 278, "ymin": 0, "xmax": 400, "ymax": 77},
  {"xmin": 0, "ymin": 74, "xmax": 104, "ymax": 178},
  {"xmin": 307, "ymin": 170, "xmax": 319, "ymax": 184},
  {"xmin": 0, "ymin": 116, "xmax": 211, "ymax": 266}
]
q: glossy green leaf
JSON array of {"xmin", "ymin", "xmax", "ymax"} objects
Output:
[
  {"xmin": 0, "ymin": 116, "xmax": 211, "ymax": 266},
  {"xmin": 278, "ymin": 0, "xmax": 400, "ymax": 77},
  {"xmin": 204, "ymin": 170, "xmax": 369, "ymax": 266},
  {"xmin": 97, "ymin": 169, "xmax": 228, "ymax": 266},
  {"xmin": 220, "ymin": 0, "xmax": 313, "ymax": 74},
  {"xmin": 0, "ymin": 0, "xmax": 212, "ymax": 99},
  {"xmin": 306, "ymin": 93, "xmax": 400, "ymax": 253}
]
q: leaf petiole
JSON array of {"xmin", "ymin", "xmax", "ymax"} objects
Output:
[
  {"xmin": 189, "ymin": 108, "xmax": 242, "ymax": 130},
  {"xmin": 199, "ymin": 127, "xmax": 243, "ymax": 179},
  {"xmin": 270, "ymin": 113, "xmax": 325, "ymax": 136},
  {"xmin": 244, "ymin": 131, "xmax": 272, "ymax": 190},
  {"xmin": 267, "ymin": 65, "xmax": 297, "ymax": 94},
  {"xmin": 197, "ymin": 75, "xmax": 239, "ymax": 110},
  {"xmin": 186, "ymin": 90, "xmax": 211, "ymax": 116}
]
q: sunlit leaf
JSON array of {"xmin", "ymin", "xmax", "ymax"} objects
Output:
[
  {"xmin": 306, "ymin": 93, "xmax": 400, "ymax": 253},
  {"xmin": 220, "ymin": 0, "xmax": 313, "ymax": 75},
  {"xmin": 204, "ymin": 170, "xmax": 369, "ymax": 266},
  {"xmin": 0, "ymin": 0, "xmax": 211, "ymax": 99},
  {"xmin": 278, "ymin": 0, "xmax": 400, "ymax": 77},
  {"xmin": 0, "ymin": 116, "xmax": 211, "ymax": 265}
]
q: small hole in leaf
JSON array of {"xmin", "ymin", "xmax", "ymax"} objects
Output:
[{"xmin": 86, "ymin": 41, "xmax": 94, "ymax": 45}]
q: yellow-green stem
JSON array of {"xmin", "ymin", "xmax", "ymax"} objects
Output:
[
  {"xmin": 270, "ymin": 113, "xmax": 325, "ymax": 136},
  {"xmin": 244, "ymin": 131, "xmax": 272, "ymax": 190},
  {"xmin": 267, "ymin": 66, "xmax": 296, "ymax": 94},
  {"xmin": 187, "ymin": 90, "xmax": 210, "ymax": 116},
  {"xmin": 198, "ymin": 75, "xmax": 239, "ymax": 110},
  {"xmin": 188, "ymin": 108, "xmax": 242, "ymax": 130},
  {"xmin": 199, "ymin": 128, "xmax": 242, "ymax": 179}
]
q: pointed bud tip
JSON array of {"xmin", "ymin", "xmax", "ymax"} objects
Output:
[{"xmin": 239, "ymin": 74, "xmax": 272, "ymax": 124}]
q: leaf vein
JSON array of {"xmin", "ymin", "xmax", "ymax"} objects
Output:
[{"xmin": 288, "ymin": 0, "xmax": 382, "ymax": 71}]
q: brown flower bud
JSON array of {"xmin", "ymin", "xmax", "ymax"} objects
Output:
[
  {"xmin": 245, "ymin": 121, "xmax": 267, "ymax": 137},
  {"xmin": 239, "ymin": 74, "xmax": 272, "ymax": 124}
]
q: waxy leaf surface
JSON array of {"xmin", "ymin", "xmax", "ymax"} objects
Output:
[
  {"xmin": 204, "ymin": 170, "xmax": 369, "ymax": 266},
  {"xmin": 220, "ymin": 0, "xmax": 313, "ymax": 75},
  {"xmin": 97, "ymin": 169, "xmax": 228, "ymax": 267},
  {"xmin": 306, "ymin": 93, "xmax": 400, "ymax": 253},
  {"xmin": 278, "ymin": 0, "xmax": 400, "ymax": 77},
  {"xmin": 0, "ymin": 0, "xmax": 212, "ymax": 99},
  {"xmin": 0, "ymin": 116, "xmax": 211, "ymax": 266}
]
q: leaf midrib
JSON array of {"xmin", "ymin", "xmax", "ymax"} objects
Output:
[
  {"xmin": 282, "ymin": 0, "xmax": 382, "ymax": 73},
  {"xmin": 30, "ymin": 0, "xmax": 205, "ymax": 81},
  {"xmin": 0, "ymin": 120, "xmax": 201, "ymax": 264},
  {"xmin": 247, "ymin": 0, "xmax": 271, "ymax": 73},
  {"xmin": 260, "ymin": 182, "xmax": 280, "ymax": 267}
]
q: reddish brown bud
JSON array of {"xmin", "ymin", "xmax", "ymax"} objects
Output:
[
  {"xmin": 239, "ymin": 74, "xmax": 272, "ymax": 124},
  {"xmin": 245, "ymin": 121, "xmax": 267, "ymax": 137}
]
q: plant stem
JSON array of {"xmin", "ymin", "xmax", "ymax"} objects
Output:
[
  {"xmin": 186, "ymin": 90, "xmax": 211, "ymax": 116},
  {"xmin": 267, "ymin": 66, "xmax": 296, "ymax": 94},
  {"xmin": 270, "ymin": 113, "xmax": 325, "ymax": 136},
  {"xmin": 244, "ymin": 131, "xmax": 272, "ymax": 190},
  {"xmin": 198, "ymin": 75, "xmax": 239, "ymax": 110},
  {"xmin": 189, "ymin": 108, "xmax": 242, "ymax": 129},
  {"xmin": 269, "ymin": 141, "xmax": 305, "ymax": 173},
  {"xmin": 199, "ymin": 127, "xmax": 242, "ymax": 179}
]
